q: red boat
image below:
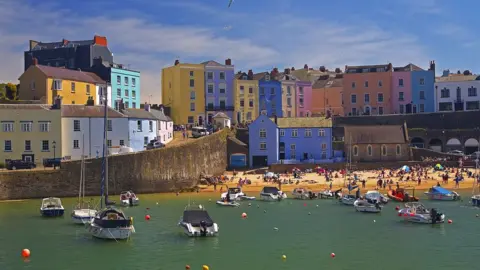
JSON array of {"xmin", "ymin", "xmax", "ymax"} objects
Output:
[{"xmin": 387, "ymin": 188, "xmax": 419, "ymax": 202}]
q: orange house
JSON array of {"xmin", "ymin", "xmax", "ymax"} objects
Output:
[
  {"xmin": 343, "ymin": 64, "xmax": 393, "ymax": 116},
  {"xmin": 311, "ymin": 74, "xmax": 344, "ymax": 116}
]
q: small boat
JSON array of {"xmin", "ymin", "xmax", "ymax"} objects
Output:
[
  {"xmin": 397, "ymin": 202, "xmax": 445, "ymax": 224},
  {"xmin": 178, "ymin": 204, "xmax": 219, "ymax": 237},
  {"xmin": 292, "ymin": 188, "xmax": 317, "ymax": 200},
  {"xmin": 365, "ymin": 190, "xmax": 389, "ymax": 204},
  {"xmin": 260, "ymin": 186, "xmax": 287, "ymax": 201},
  {"xmin": 88, "ymin": 208, "xmax": 135, "ymax": 240},
  {"xmin": 318, "ymin": 189, "xmax": 336, "ymax": 199},
  {"xmin": 472, "ymin": 195, "xmax": 480, "ymax": 207},
  {"xmin": 40, "ymin": 197, "xmax": 65, "ymax": 217},
  {"xmin": 353, "ymin": 198, "xmax": 382, "ymax": 213},
  {"xmin": 216, "ymin": 200, "xmax": 240, "ymax": 207},
  {"xmin": 220, "ymin": 187, "xmax": 255, "ymax": 201},
  {"xmin": 340, "ymin": 194, "xmax": 357, "ymax": 205},
  {"xmin": 120, "ymin": 191, "xmax": 140, "ymax": 207},
  {"xmin": 72, "ymin": 143, "xmax": 97, "ymax": 224},
  {"xmin": 387, "ymin": 188, "xmax": 419, "ymax": 202},
  {"xmin": 424, "ymin": 186, "xmax": 460, "ymax": 201}
]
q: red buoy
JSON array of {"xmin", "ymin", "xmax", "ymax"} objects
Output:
[
  {"xmin": 185, "ymin": 265, "xmax": 191, "ymax": 270},
  {"xmin": 21, "ymin": 249, "xmax": 30, "ymax": 258},
  {"xmin": 331, "ymin": 252, "xmax": 336, "ymax": 258},
  {"xmin": 448, "ymin": 219, "xmax": 452, "ymax": 224},
  {"xmin": 395, "ymin": 206, "xmax": 400, "ymax": 210},
  {"xmin": 145, "ymin": 214, "xmax": 151, "ymax": 221},
  {"xmin": 398, "ymin": 213, "xmax": 402, "ymax": 216},
  {"xmin": 304, "ymin": 203, "xmax": 307, "ymax": 207}
]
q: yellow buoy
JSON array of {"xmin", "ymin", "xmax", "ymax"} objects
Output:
[
  {"xmin": 282, "ymin": 255, "xmax": 287, "ymax": 260},
  {"xmin": 202, "ymin": 265, "xmax": 209, "ymax": 270}
]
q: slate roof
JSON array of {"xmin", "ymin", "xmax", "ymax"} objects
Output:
[
  {"xmin": 122, "ymin": 108, "xmax": 158, "ymax": 120},
  {"xmin": 34, "ymin": 65, "xmax": 105, "ymax": 84},
  {"xmin": 312, "ymin": 75, "xmax": 343, "ymax": 89},
  {"xmin": 253, "ymin": 72, "xmax": 269, "ymax": 80},
  {"xmin": 0, "ymin": 104, "xmax": 53, "ymax": 110},
  {"xmin": 201, "ymin": 60, "xmax": 224, "ymax": 66},
  {"xmin": 393, "ymin": 63, "xmax": 424, "ymax": 72},
  {"xmin": 150, "ymin": 108, "xmax": 173, "ymax": 122},
  {"xmin": 274, "ymin": 117, "xmax": 332, "ymax": 128},
  {"xmin": 344, "ymin": 124, "xmax": 408, "ymax": 144},
  {"xmin": 61, "ymin": 105, "xmax": 126, "ymax": 118},
  {"xmin": 213, "ymin": 112, "xmax": 229, "ymax": 119},
  {"xmin": 345, "ymin": 63, "xmax": 392, "ymax": 73},
  {"xmin": 436, "ymin": 75, "xmax": 478, "ymax": 82},
  {"xmin": 32, "ymin": 39, "xmax": 93, "ymax": 50}
]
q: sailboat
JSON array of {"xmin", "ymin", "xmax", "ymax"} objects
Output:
[
  {"xmin": 87, "ymin": 97, "xmax": 135, "ymax": 240},
  {"xmin": 71, "ymin": 134, "xmax": 97, "ymax": 224}
]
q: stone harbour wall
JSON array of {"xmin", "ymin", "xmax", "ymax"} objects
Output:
[{"xmin": 0, "ymin": 129, "xmax": 229, "ymax": 200}]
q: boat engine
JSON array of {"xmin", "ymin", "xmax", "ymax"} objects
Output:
[
  {"xmin": 430, "ymin": 208, "xmax": 441, "ymax": 224},
  {"xmin": 375, "ymin": 202, "xmax": 381, "ymax": 210},
  {"xmin": 200, "ymin": 220, "xmax": 207, "ymax": 236},
  {"xmin": 129, "ymin": 197, "xmax": 133, "ymax": 207}
]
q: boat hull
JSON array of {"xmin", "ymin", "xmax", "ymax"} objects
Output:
[
  {"xmin": 120, "ymin": 199, "xmax": 140, "ymax": 207},
  {"xmin": 40, "ymin": 208, "xmax": 65, "ymax": 217},
  {"xmin": 216, "ymin": 201, "xmax": 240, "ymax": 207},
  {"xmin": 424, "ymin": 192, "xmax": 460, "ymax": 201},
  {"xmin": 400, "ymin": 213, "xmax": 445, "ymax": 224},
  {"xmin": 340, "ymin": 197, "xmax": 356, "ymax": 205},
  {"xmin": 353, "ymin": 200, "xmax": 382, "ymax": 213},
  {"xmin": 387, "ymin": 191, "xmax": 419, "ymax": 202},
  {"xmin": 88, "ymin": 223, "xmax": 134, "ymax": 240},
  {"xmin": 71, "ymin": 209, "xmax": 97, "ymax": 224},
  {"xmin": 260, "ymin": 193, "xmax": 287, "ymax": 202},
  {"xmin": 178, "ymin": 222, "xmax": 219, "ymax": 237},
  {"xmin": 472, "ymin": 196, "xmax": 480, "ymax": 207}
]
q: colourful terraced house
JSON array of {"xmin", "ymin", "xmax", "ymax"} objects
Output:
[{"xmin": 233, "ymin": 70, "xmax": 259, "ymax": 123}]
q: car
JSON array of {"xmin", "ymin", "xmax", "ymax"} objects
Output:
[
  {"xmin": 191, "ymin": 127, "xmax": 209, "ymax": 138},
  {"xmin": 6, "ymin": 160, "xmax": 36, "ymax": 170},
  {"xmin": 146, "ymin": 140, "xmax": 164, "ymax": 150}
]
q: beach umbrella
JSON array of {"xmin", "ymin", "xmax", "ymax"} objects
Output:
[
  {"xmin": 401, "ymin": 165, "xmax": 410, "ymax": 172},
  {"xmin": 265, "ymin": 172, "xmax": 274, "ymax": 178}
]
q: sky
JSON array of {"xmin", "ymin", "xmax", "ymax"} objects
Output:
[{"xmin": 0, "ymin": 0, "xmax": 479, "ymax": 103}]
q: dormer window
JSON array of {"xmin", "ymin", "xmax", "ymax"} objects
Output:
[
  {"xmin": 242, "ymin": 75, "xmax": 247, "ymax": 80},
  {"xmin": 265, "ymin": 75, "xmax": 270, "ymax": 81}
]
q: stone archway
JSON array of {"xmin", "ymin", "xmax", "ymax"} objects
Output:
[
  {"xmin": 464, "ymin": 138, "xmax": 479, "ymax": 155},
  {"xmin": 429, "ymin": 138, "xmax": 443, "ymax": 152},
  {"xmin": 410, "ymin": 137, "xmax": 425, "ymax": 148},
  {"xmin": 446, "ymin": 138, "xmax": 461, "ymax": 152}
]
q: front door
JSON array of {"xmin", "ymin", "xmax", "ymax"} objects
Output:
[
  {"xmin": 208, "ymin": 114, "xmax": 213, "ymax": 124},
  {"xmin": 198, "ymin": 116, "xmax": 203, "ymax": 126},
  {"xmin": 22, "ymin": 154, "xmax": 34, "ymax": 162}
]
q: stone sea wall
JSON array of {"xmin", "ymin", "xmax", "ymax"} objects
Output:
[{"xmin": 0, "ymin": 129, "xmax": 228, "ymax": 200}]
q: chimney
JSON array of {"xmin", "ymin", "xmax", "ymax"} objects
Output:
[
  {"xmin": 52, "ymin": 95, "xmax": 62, "ymax": 109},
  {"xmin": 319, "ymin": 66, "xmax": 326, "ymax": 72},
  {"xmin": 32, "ymin": 57, "xmax": 38, "ymax": 66},
  {"xmin": 62, "ymin": 39, "xmax": 69, "ymax": 46},
  {"xmin": 271, "ymin": 68, "xmax": 278, "ymax": 77},
  {"xmin": 284, "ymin": 68, "xmax": 290, "ymax": 74},
  {"xmin": 442, "ymin": 69, "xmax": 450, "ymax": 77},
  {"xmin": 93, "ymin": 35, "xmax": 108, "ymax": 46},
  {"xmin": 174, "ymin": 59, "xmax": 180, "ymax": 66},
  {"xmin": 304, "ymin": 64, "xmax": 308, "ymax": 70},
  {"xmin": 144, "ymin": 102, "xmax": 150, "ymax": 112},
  {"xmin": 86, "ymin": 96, "xmax": 95, "ymax": 106},
  {"xmin": 291, "ymin": 67, "xmax": 295, "ymax": 71},
  {"xmin": 429, "ymin": 60, "xmax": 436, "ymax": 73},
  {"xmin": 388, "ymin": 63, "xmax": 393, "ymax": 71},
  {"xmin": 335, "ymin": 67, "xmax": 341, "ymax": 73},
  {"xmin": 225, "ymin": 58, "xmax": 232, "ymax": 65},
  {"xmin": 274, "ymin": 115, "xmax": 278, "ymax": 124},
  {"xmin": 248, "ymin": 69, "xmax": 253, "ymax": 79}
]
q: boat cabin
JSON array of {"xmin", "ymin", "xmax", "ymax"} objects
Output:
[
  {"xmin": 262, "ymin": 186, "xmax": 280, "ymax": 195},
  {"xmin": 42, "ymin": 197, "xmax": 62, "ymax": 208}
]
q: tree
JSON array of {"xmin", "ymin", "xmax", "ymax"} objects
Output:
[
  {"xmin": 5, "ymin": 83, "xmax": 18, "ymax": 100},
  {"xmin": 463, "ymin": 70, "xmax": 472, "ymax": 75}
]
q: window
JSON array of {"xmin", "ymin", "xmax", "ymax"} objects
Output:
[
  {"xmin": 190, "ymin": 91, "xmax": 195, "ymax": 100},
  {"xmin": 190, "ymin": 103, "xmax": 195, "ymax": 111},
  {"xmin": 25, "ymin": 140, "xmax": 31, "ymax": 151},
  {"xmin": 439, "ymin": 102, "xmax": 453, "ymax": 111},
  {"xmin": 299, "ymin": 98, "xmax": 304, "ymax": 107},
  {"xmin": 305, "ymin": 129, "xmax": 312, "ymax": 137},
  {"xmin": 377, "ymin": 93, "xmax": 384, "ymax": 102},
  {"xmin": 73, "ymin": 120, "xmax": 80, "ymax": 131},
  {"xmin": 399, "ymin": 92, "xmax": 404, "ymax": 101},
  {"xmin": 468, "ymin": 87, "xmax": 477, "ymax": 97},
  {"xmin": 265, "ymin": 74, "xmax": 270, "ymax": 81},
  {"xmin": 249, "ymin": 99, "xmax": 253, "ymax": 107},
  {"xmin": 86, "ymin": 85, "xmax": 90, "ymax": 95},
  {"xmin": 287, "ymin": 86, "xmax": 291, "ymax": 95},
  {"xmin": 125, "ymin": 102, "xmax": 129, "ymax": 108},
  {"xmin": 107, "ymin": 140, "xmax": 112, "ymax": 147},
  {"xmin": 351, "ymin": 82, "xmax": 356, "ymax": 88},
  {"xmin": 117, "ymin": 76, "xmax": 121, "ymax": 84},
  {"xmin": 246, "ymin": 112, "xmax": 252, "ymax": 120},
  {"xmin": 398, "ymin": 79, "xmax": 404, "ymax": 86},
  {"xmin": 149, "ymin": 121, "xmax": 153, "ymax": 132},
  {"xmin": 190, "ymin": 71, "xmax": 194, "ymax": 77},
  {"xmin": 107, "ymin": 120, "xmax": 112, "ymax": 131},
  {"xmin": 219, "ymin": 72, "xmax": 225, "ymax": 80},
  {"xmin": 137, "ymin": 120, "xmax": 142, "ymax": 131},
  {"xmin": 207, "ymin": 102, "xmax": 214, "ymax": 110},
  {"xmin": 419, "ymin": 91, "xmax": 425, "ymax": 100},
  {"xmin": 124, "ymin": 77, "xmax": 129, "ymax": 85},
  {"xmin": 364, "ymin": 81, "xmax": 369, "ymax": 87},
  {"xmin": 207, "ymin": 72, "xmax": 213, "ymax": 80},
  {"xmin": 419, "ymin": 78, "xmax": 425, "ymax": 85},
  {"xmin": 287, "ymin": 97, "xmax": 291, "ymax": 107},
  {"xmin": 73, "ymin": 140, "xmax": 79, "ymax": 149},
  {"xmin": 132, "ymin": 91, "xmax": 136, "ymax": 98},
  {"xmin": 290, "ymin": 144, "xmax": 296, "ymax": 159},
  {"xmin": 220, "ymin": 100, "xmax": 226, "ymax": 109},
  {"xmin": 2, "ymin": 122, "xmax": 13, "ymax": 132},
  {"xmin": 38, "ymin": 121, "xmax": 50, "ymax": 132},
  {"xmin": 381, "ymin": 145, "xmax": 387, "ymax": 156},
  {"xmin": 440, "ymin": 88, "xmax": 450, "ymax": 98},
  {"xmin": 379, "ymin": 106, "xmax": 384, "ymax": 115},
  {"xmin": 419, "ymin": 104, "xmax": 425, "ymax": 112},
  {"xmin": 291, "ymin": 129, "xmax": 298, "ymax": 137},
  {"xmin": 270, "ymin": 88, "xmax": 275, "ymax": 95},
  {"xmin": 4, "ymin": 140, "xmax": 12, "ymax": 151},
  {"xmin": 364, "ymin": 94, "xmax": 370, "ymax": 103},
  {"xmin": 240, "ymin": 99, "xmax": 244, "ymax": 107},
  {"xmin": 124, "ymin": 89, "xmax": 129, "ymax": 97},
  {"xmin": 249, "ymin": 87, "xmax": 253, "ymax": 94},
  {"xmin": 399, "ymin": 104, "xmax": 405, "ymax": 114},
  {"xmin": 132, "ymin": 78, "xmax": 136, "ymax": 87},
  {"xmin": 117, "ymin": 88, "xmax": 121, "ymax": 97},
  {"xmin": 351, "ymin": 94, "xmax": 357, "ymax": 104},
  {"xmin": 120, "ymin": 140, "xmax": 125, "ymax": 146},
  {"xmin": 208, "ymin": 84, "xmax": 214, "ymax": 93},
  {"xmin": 280, "ymin": 129, "xmax": 285, "ymax": 136},
  {"xmin": 53, "ymin": 79, "xmax": 62, "ymax": 90},
  {"xmin": 21, "ymin": 122, "xmax": 32, "ymax": 132},
  {"xmin": 239, "ymin": 86, "xmax": 244, "ymax": 94},
  {"xmin": 396, "ymin": 145, "xmax": 401, "ymax": 155},
  {"xmin": 189, "ymin": 79, "xmax": 195, "ymax": 87},
  {"xmin": 321, "ymin": 143, "xmax": 327, "ymax": 150},
  {"xmin": 188, "ymin": 116, "xmax": 194, "ymax": 124},
  {"xmin": 219, "ymin": 85, "xmax": 226, "ymax": 94},
  {"xmin": 260, "ymin": 142, "xmax": 267, "ymax": 150},
  {"xmin": 299, "ymin": 87, "xmax": 304, "ymax": 95},
  {"xmin": 133, "ymin": 102, "xmax": 137, "ymax": 108},
  {"xmin": 260, "ymin": 87, "xmax": 265, "ymax": 95},
  {"xmin": 367, "ymin": 145, "xmax": 372, "ymax": 156},
  {"xmin": 466, "ymin": 101, "xmax": 480, "ymax": 110},
  {"xmin": 353, "ymin": 145, "xmax": 358, "ymax": 156},
  {"xmin": 259, "ymin": 128, "xmax": 266, "ymax": 138},
  {"xmin": 378, "ymin": 80, "xmax": 383, "ymax": 87},
  {"xmin": 144, "ymin": 137, "xmax": 148, "ymax": 146},
  {"xmin": 318, "ymin": 129, "xmax": 325, "ymax": 136},
  {"xmin": 352, "ymin": 108, "xmax": 357, "ymax": 115},
  {"xmin": 42, "ymin": 140, "xmax": 49, "ymax": 151}
]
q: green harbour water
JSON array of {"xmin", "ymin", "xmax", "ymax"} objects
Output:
[{"xmin": 1, "ymin": 192, "xmax": 479, "ymax": 270}]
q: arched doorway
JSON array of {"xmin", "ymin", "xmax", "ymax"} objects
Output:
[
  {"xmin": 464, "ymin": 138, "xmax": 479, "ymax": 154},
  {"xmin": 364, "ymin": 106, "xmax": 371, "ymax": 115},
  {"xmin": 428, "ymin": 138, "xmax": 443, "ymax": 152},
  {"xmin": 446, "ymin": 138, "xmax": 461, "ymax": 152},
  {"xmin": 410, "ymin": 137, "xmax": 425, "ymax": 148}
]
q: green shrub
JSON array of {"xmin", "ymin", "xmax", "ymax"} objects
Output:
[{"xmin": 0, "ymin": 162, "xmax": 5, "ymax": 169}]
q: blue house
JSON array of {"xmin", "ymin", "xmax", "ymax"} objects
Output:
[
  {"xmin": 122, "ymin": 107, "xmax": 158, "ymax": 152},
  {"xmin": 248, "ymin": 114, "xmax": 333, "ymax": 167},
  {"xmin": 411, "ymin": 61, "xmax": 435, "ymax": 113},
  {"xmin": 256, "ymin": 71, "xmax": 283, "ymax": 117}
]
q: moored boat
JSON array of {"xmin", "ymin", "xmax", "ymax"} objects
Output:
[
  {"xmin": 318, "ymin": 189, "xmax": 336, "ymax": 199},
  {"xmin": 365, "ymin": 190, "xmax": 389, "ymax": 204},
  {"xmin": 353, "ymin": 198, "xmax": 382, "ymax": 213},
  {"xmin": 40, "ymin": 197, "xmax": 65, "ymax": 217},
  {"xmin": 472, "ymin": 195, "xmax": 480, "ymax": 207},
  {"xmin": 292, "ymin": 188, "xmax": 317, "ymax": 200},
  {"xmin": 216, "ymin": 200, "xmax": 240, "ymax": 207},
  {"xmin": 387, "ymin": 188, "xmax": 419, "ymax": 202},
  {"xmin": 397, "ymin": 202, "xmax": 445, "ymax": 224},
  {"xmin": 340, "ymin": 194, "xmax": 357, "ymax": 205},
  {"xmin": 88, "ymin": 208, "xmax": 134, "ymax": 240},
  {"xmin": 424, "ymin": 186, "xmax": 460, "ymax": 201},
  {"xmin": 260, "ymin": 186, "xmax": 287, "ymax": 201},
  {"xmin": 178, "ymin": 204, "xmax": 219, "ymax": 237},
  {"xmin": 221, "ymin": 187, "xmax": 255, "ymax": 201},
  {"xmin": 72, "ymin": 140, "xmax": 97, "ymax": 224},
  {"xmin": 120, "ymin": 191, "xmax": 140, "ymax": 207}
]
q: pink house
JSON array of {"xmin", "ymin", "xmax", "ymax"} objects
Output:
[
  {"xmin": 391, "ymin": 68, "xmax": 412, "ymax": 114},
  {"xmin": 296, "ymin": 80, "xmax": 312, "ymax": 117}
]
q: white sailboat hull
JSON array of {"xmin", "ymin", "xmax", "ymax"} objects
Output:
[
  {"xmin": 88, "ymin": 222, "xmax": 134, "ymax": 240},
  {"xmin": 341, "ymin": 197, "xmax": 356, "ymax": 205},
  {"xmin": 120, "ymin": 198, "xmax": 140, "ymax": 207},
  {"xmin": 71, "ymin": 209, "xmax": 97, "ymax": 224}
]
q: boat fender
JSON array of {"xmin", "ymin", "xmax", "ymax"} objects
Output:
[
  {"xmin": 130, "ymin": 217, "xmax": 134, "ymax": 226},
  {"xmin": 200, "ymin": 220, "xmax": 207, "ymax": 236}
]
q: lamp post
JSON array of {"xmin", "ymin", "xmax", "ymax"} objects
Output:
[{"xmin": 52, "ymin": 141, "xmax": 56, "ymax": 170}]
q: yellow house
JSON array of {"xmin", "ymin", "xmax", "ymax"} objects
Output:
[
  {"xmin": 0, "ymin": 104, "xmax": 62, "ymax": 166},
  {"xmin": 161, "ymin": 60, "xmax": 205, "ymax": 125},
  {"xmin": 19, "ymin": 59, "xmax": 104, "ymax": 105},
  {"xmin": 233, "ymin": 70, "xmax": 259, "ymax": 123}
]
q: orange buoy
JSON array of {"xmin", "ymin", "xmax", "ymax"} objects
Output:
[
  {"xmin": 145, "ymin": 214, "xmax": 151, "ymax": 221},
  {"xmin": 202, "ymin": 265, "xmax": 209, "ymax": 270},
  {"xmin": 395, "ymin": 206, "xmax": 400, "ymax": 210},
  {"xmin": 185, "ymin": 265, "xmax": 190, "ymax": 269},
  {"xmin": 241, "ymin": 212, "xmax": 247, "ymax": 218},
  {"xmin": 331, "ymin": 252, "xmax": 336, "ymax": 258},
  {"xmin": 21, "ymin": 249, "xmax": 30, "ymax": 258},
  {"xmin": 448, "ymin": 219, "xmax": 452, "ymax": 224}
]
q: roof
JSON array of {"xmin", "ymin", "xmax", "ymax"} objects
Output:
[
  {"xmin": 35, "ymin": 65, "xmax": 105, "ymax": 84},
  {"xmin": 149, "ymin": 109, "xmax": 172, "ymax": 122},
  {"xmin": 274, "ymin": 117, "xmax": 332, "ymax": 128},
  {"xmin": 32, "ymin": 39, "xmax": 93, "ymax": 50},
  {"xmin": 122, "ymin": 108, "xmax": 158, "ymax": 120},
  {"xmin": 0, "ymin": 104, "xmax": 53, "ymax": 110},
  {"xmin": 313, "ymin": 76, "xmax": 343, "ymax": 89},
  {"xmin": 345, "ymin": 63, "xmax": 392, "ymax": 73},
  {"xmin": 393, "ymin": 63, "xmax": 424, "ymax": 72},
  {"xmin": 61, "ymin": 105, "xmax": 126, "ymax": 118},
  {"xmin": 201, "ymin": 60, "xmax": 224, "ymax": 66},
  {"xmin": 213, "ymin": 112, "xmax": 229, "ymax": 119},
  {"xmin": 228, "ymin": 136, "xmax": 247, "ymax": 146},
  {"xmin": 436, "ymin": 75, "xmax": 478, "ymax": 82},
  {"xmin": 290, "ymin": 69, "xmax": 338, "ymax": 82},
  {"xmin": 253, "ymin": 72, "xmax": 269, "ymax": 80},
  {"xmin": 344, "ymin": 124, "xmax": 408, "ymax": 144}
]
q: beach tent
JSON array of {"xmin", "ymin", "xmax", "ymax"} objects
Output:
[
  {"xmin": 434, "ymin": 164, "xmax": 443, "ymax": 170},
  {"xmin": 401, "ymin": 165, "xmax": 410, "ymax": 172},
  {"xmin": 265, "ymin": 172, "xmax": 274, "ymax": 178}
]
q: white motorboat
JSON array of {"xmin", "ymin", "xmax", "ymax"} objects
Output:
[
  {"xmin": 72, "ymin": 141, "xmax": 97, "ymax": 224},
  {"xmin": 365, "ymin": 190, "xmax": 389, "ymax": 204},
  {"xmin": 318, "ymin": 189, "xmax": 336, "ymax": 199},
  {"xmin": 340, "ymin": 194, "xmax": 357, "ymax": 205},
  {"xmin": 259, "ymin": 186, "xmax": 287, "ymax": 201},
  {"xmin": 120, "ymin": 191, "xmax": 140, "ymax": 207},
  {"xmin": 424, "ymin": 186, "xmax": 460, "ymax": 201},
  {"xmin": 72, "ymin": 208, "xmax": 97, "ymax": 224},
  {"xmin": 353, "ymin": 198, "xmax": 382, "ymax": 213},
  {"xmin": 292, "ymin": 188, "xmax": 318, "ymax": 200},
  {"xmin": 397, "ymin": 202, "xmax": 445, "ymax": 224},
  {"xmin": 40, "ymin": 197, "xmax": 65, "ymax": 217},
  {"xmin": 220, "ymin": 187, "xmax": 255, "ymax": 201},
  {"xmin": 216, "ymin": 200, "xmax": 240, "ymax": 207},
  {"xmin": 88, "ymin": 207, "xmax": 135, "ymax": 240},
  {"xmin": 178, "ymin": 204, "xmax": 219, "ymax": 237}
]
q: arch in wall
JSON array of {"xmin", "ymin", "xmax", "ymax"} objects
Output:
[
  {"xmin": 446, "ymin": 138, "xmax": 461, "ymax": 146},
  {"xmin": 410, "ymin": 137, "xmax": 425, "ymax": 148},
  {"xmin": 464, "ymin": 138, "xmax": 479, "ymax": 154},
  {"xmin": 428, "ymin": 138, "xmax": 443, "ymax": 152}
]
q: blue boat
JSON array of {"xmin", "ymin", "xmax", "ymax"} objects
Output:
[
  {"xmin": 40, "ymin": 197, "xmax": 65, "ymax": 217},
  {"xmin": 424, "ymin": 186, "xmax": 460, "ymax": 201},
  {"xmin": 472, "ymin": 195, "xmax": 480, "ymax": 207}
]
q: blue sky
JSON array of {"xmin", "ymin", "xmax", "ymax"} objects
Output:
[{"xmin": 0, "ymin": 0, "xmax": 478, "ymax": 102}]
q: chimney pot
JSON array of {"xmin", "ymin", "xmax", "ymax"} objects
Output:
[
  {"xmin": 304, "ymin": 64, "xmax": 308, "ymax": 70},
  {"xmin": 225, "ymin": 58, "xmax": 232, "ymax": 65},
  {"xmin": 174, "ymin": 59, "xmax": 180, "ymax": 65},
  {"xmin": 32, "ymin": 58, "xmax": 38, "ymax": 66},
  {"xmin": 291, "ymin": 67, "xmax": 295, "ymax": 71}
]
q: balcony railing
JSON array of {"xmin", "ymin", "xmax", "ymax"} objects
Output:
[{"xmin": 205, "ymin": 105, "xmax": 234, "ymax": 111}]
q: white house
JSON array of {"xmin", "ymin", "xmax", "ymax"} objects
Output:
[
  {"xmin": 121, "ymin": 106, "xmax": 158, "ymax": 151},
  {"xmin": 61, "ymin": 104, "xmax": 129, "ymax": 160},
  {"xmin": 150, "ymin": 106, "xmax": 174, "ymax": 144},
  {"xmin": 213, "ymin": 112, "xmax": 231, "ymax": 129},
  {"xmin": 434, "ymin": 78, "xmax": 480, "ymax": 112}
]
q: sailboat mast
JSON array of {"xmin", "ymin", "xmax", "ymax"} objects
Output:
[
  {"xmin": 104, "ymin": 96, "xmax": 109, "ymax": 205},
  {"xmin": 82, "ymin": 133, "xmax": 85, "ymax": 202}
]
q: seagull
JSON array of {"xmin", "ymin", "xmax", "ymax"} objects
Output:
[{"xmin": 228, "ymin": 0, "xmax": 234, "ymax": 8}]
